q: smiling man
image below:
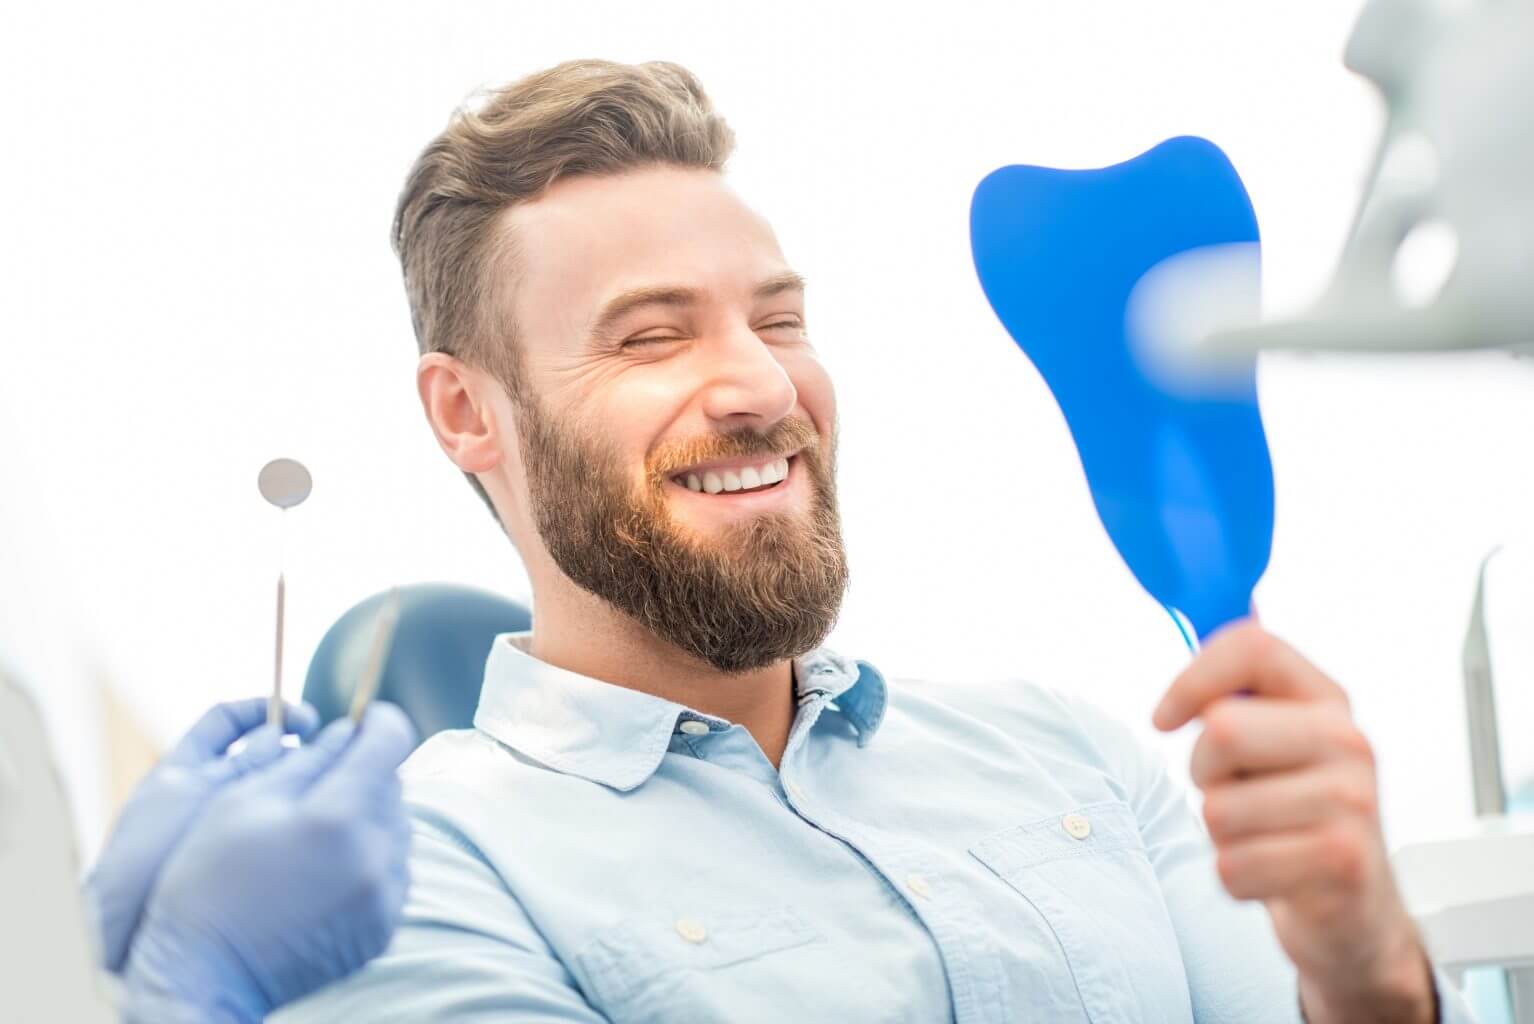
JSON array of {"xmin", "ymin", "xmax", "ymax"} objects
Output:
[{"xmin": 277, "ymin": 61, "xmax": 1473, "ymax": 1023}]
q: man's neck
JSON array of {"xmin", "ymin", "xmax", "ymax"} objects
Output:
[{"xmin": 527, "ymin": 583, "xmax": 798, "ymax": 768}]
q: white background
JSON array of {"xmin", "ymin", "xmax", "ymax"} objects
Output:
[{"xmin": 3, "ymin": 0, "xmax": 1532, "ymax": 859}]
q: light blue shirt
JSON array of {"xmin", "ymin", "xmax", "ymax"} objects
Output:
[{"xmin": 277, "ymin": 634, "xmax": 1475, "ymax": 1023}]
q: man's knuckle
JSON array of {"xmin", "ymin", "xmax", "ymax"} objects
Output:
[
  {"xmin": 1216, "ymin": 849, "xmax": 1255, "ymax": 898},
  {"xmin": 1204, "ymin": 705, "xmax": 1240, "ymax": 749},
  {"xmin": 1215, "ymin": 850, "xmax": 1239, "ymax": 888},
  {"xmin": 1243, "ymin": 626, "xmax": 1278, "ymax": 663},
  {"xmin": 1323, "ymin": 828, "xmax": 1367, "ymax": 885},
  {"xmin": 1203, "ymin": 794, "xmax": 1239, "ymax": 839},
  {"xmin": 1340, "ymin": 777, "xmax": 1378, "ymax": 819},
  {"xmin": 1330, "ymin": 718, "xmax": 1375, "ymax": 764}
]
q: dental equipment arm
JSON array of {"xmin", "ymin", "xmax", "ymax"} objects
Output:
[{"xmin": 1208, "ymin": 0, "xmax": 1534, "ymax": 357}]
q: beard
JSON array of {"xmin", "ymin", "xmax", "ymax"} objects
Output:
[{"xmin": 512, "ymin": 398, "xmax": 849, "ymax": 674}]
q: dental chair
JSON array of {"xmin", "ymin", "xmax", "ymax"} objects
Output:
[{"xmin": 302, "ymin": 583, "xmax": 531, "ymax": 742}]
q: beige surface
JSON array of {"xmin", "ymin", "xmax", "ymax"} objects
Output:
[{"xmin": 98, "ymin": 678, "xmax": 162, "ymax": 821}]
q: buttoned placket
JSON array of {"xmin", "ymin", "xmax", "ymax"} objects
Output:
[
  {"xmin": 669, "ymin": 710, "xmax": 784, "ymax": 792},
  {"xmin": 772, "ymin": 681, "xmax": 1011, "ymax": 1024}
]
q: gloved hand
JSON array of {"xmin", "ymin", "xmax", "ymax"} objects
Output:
[
  {"xmin": 84, "ymin": 698, "xmax": 320, "ymax": 971},
  {"xmin": 120, "ymin": 704, "xmax": 417, "ymax": 1024}
]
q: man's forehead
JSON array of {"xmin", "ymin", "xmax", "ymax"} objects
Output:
[
  {"xmin": 498, "ymin": 167, "xmax": 792, "ymax": 323},
  {"xmin": 505, "ymin": 165, "xmax": 761, "ymax": 245}
]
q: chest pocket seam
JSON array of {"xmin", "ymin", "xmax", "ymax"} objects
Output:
[
  {"xmin": 574, "ymin": 904, "xmax": 823, "ymax": 1011},
  {"xmin": 969, "ymin": 800, "xmax": 1171, "ymax": 1024},
  {"xmin": 968, "ymin": 798, "xmax": 1144, "ymax": 874}
]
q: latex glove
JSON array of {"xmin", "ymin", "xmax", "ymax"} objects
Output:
[
  {"xmin": 84, "ymin": 698, "xmax": 319, "ymax": 971},
  {"xmin": 121, "ymin": 703, "xmax": 417, "ymax": 1024}
]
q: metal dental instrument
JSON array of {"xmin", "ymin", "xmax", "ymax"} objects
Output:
[
  {"xmin": 349, "ymin": 587, "xmax": 402, "ymax": 725},
  {"xmin": 1464, "ymin": 546, "xmax": 1507, "ymax": 820},
  {"xmin": 257, "ymin": 458, "xmax": 313, "ymax": 728}
]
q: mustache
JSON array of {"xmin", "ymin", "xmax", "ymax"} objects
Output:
[{"xmin": 646, "ymin": 416, "xmax": 822, "ymax": 480}]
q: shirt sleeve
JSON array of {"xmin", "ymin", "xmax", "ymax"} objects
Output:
[
  {"xmin": 1052, "ymin": 689, "xmax": 1304, "ymax": 1022},
  {"xmin": 1056, "ymin": 691, "xmax": 1485, "ymax": 1024},
  {"xmin": 271, "ymin": 809, "xmax": 606, "ymax": 1023}
]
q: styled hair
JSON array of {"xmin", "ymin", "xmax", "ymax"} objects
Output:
[{"xmin": 392, "ymin": 60, "xmax": 736, "ymax": 518}]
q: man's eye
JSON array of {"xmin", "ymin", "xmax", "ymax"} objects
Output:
[
  {"xmin": 761, "ymin": 320, "xmax": 804, "ymax": 332},
  {"xmin": 623, "ymin": 334, "xmax": 681, "ymax": 348}
]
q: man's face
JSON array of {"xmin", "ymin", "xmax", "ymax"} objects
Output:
[{"xmin": 496, "ymin": 166, "xmax": 847, "ymax": 672}]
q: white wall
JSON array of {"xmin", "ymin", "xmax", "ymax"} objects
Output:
[{"xmin": 4, "ymin": 0, "xmax": 1532, "ymax": 857}]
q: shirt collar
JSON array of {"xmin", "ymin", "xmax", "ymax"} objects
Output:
[{"xmin": 472, "ymin": 632, "xmax": 888, "ymax": 792}]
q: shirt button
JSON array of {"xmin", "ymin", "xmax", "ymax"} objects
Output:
[
  {"xmin": 1062, "ymin": 813, "xmax": 1092, "ymax": 840},
  {"xmin": 674, "ymin": 917, "xmax": 708, "ymax": 944},
  {"xmin": 906, "ymin": 874, "xmax": 931, "ymax": 900},
  {"xmin": 678, "ymin": 720, "xmax": 710, "ymax": 736},
  {"xmin": 786, "ymin": 782, "xmax": 806, "ymax": 801}
]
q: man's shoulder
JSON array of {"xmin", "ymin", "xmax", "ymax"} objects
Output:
[
  {"xmin": 888, "ymin": 672, "xmax": 1102, "ymax": 733},
  {"xmin": 884, "ymin": 673, "xmax": 1149, "ymax": 773},
  {"xmin": 399, "ymin": 726, "xmax": 502, "ymax": 782},
  {"xmin": 395, "ymin": 727, "xmax": 552, "ymax": 820}
]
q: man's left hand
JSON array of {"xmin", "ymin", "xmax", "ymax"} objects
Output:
[{"xmin": 1153, "ymin": 620, "xmax": 1437, "ymax": 1024}]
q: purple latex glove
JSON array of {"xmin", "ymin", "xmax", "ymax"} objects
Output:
[
  {"xmin": 121, "ymin": 704, "xmax": 417, "ymax": 1024},
  {"xmin": 83, "ymin": 697, "xmax": 319, "ymax": 971}
]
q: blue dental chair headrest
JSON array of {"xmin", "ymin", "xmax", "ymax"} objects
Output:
[{"xmin": 302, "ymin": 583, "xmax": 532, "ymax": 744}]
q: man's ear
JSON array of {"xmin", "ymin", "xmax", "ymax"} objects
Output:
[{"xmin": 417, "ymin": 353, "xmax": 506, "ymax": 475}]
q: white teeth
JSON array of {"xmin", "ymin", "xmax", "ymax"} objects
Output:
[{"xmin": 683, "ymin": 458, "xmax": 791, "ymax": 495}]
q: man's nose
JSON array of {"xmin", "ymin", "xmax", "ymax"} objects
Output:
[{"xmin": 697, "ymin": 326, "xmax": 798, "ymax": 430}]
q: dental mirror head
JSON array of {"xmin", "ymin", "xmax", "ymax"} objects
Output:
[{"xmin": 258, "ymin": 458, "xmax": 313, "ymax": 510}]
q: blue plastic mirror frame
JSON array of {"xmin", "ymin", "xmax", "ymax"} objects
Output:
[{"xmin": 970, "ymin": 137, "xmax": 1274, "ymax": 641}]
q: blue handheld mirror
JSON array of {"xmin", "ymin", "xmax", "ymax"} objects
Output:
[{"xmin": 970, "ymin": 137, "xmax": 1273, "ymax": 643}]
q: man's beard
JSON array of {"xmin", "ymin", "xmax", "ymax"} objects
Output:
[{"xmin": 513, "ymin": 399, "xmax": 849, "ymax": 674}]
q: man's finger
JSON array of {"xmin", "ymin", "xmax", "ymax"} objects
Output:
[
  {"xmin": 1215, "ymin": 825, "xmax": 1372, "ymax": 901},
  {"xmin": 168, "ymin": 699, "xmax": 319, "ymax": 766},
  {"xmin": 1201, "ymin": 764, "xmax": 1379, "ymax": 843},
  {"xmin": 1188, "ymin": 699, "xmax": 1370, "ymax": 787},
  {"xmin": 1154, "ymin": 621, "xmax": 1346, "ymax": 731},
  {"xmin": 308, "ymin": 703, "xmax": 417, "ymax": 805}
]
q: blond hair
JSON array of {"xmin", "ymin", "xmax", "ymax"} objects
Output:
[{"xmin": 392, "ymin": 60, "xmax": 736, "ymax": 517}]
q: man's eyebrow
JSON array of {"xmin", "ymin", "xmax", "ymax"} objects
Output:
[
  {"xmin": 589, "ymin": 286, "xmax": 699, "ymax": 342},
  {"xmin": 588, "ymin": 273, "xmax": 808, "ymax": 342},
  {"xmin": 754, "ymin": 271, "xmax": 807, "ymax": 300}
]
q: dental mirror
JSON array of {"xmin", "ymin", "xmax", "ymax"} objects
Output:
[
  {"xmin": 258, "ymin": 458, "xmax": 313, "ymax": 510},
  {"xmin": 258, "ymin": 458, "xmax": 311, "ymax": 726}
]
